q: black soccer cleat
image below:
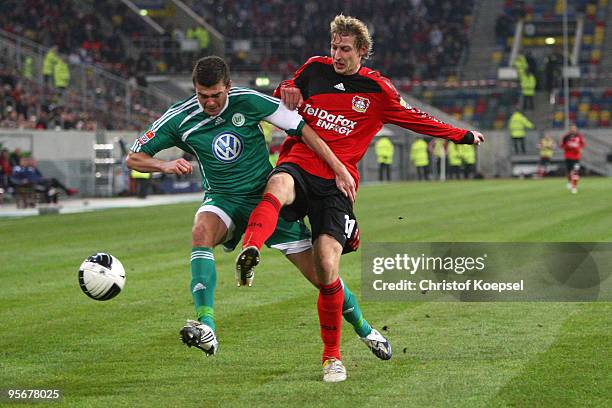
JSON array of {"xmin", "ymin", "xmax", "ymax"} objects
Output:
[
  {"xmin": 235, "ymin": 246, "xmax": 260, "ymax": 287},
  {"xmin": 179, "ymin": 320, "xmax": 218, "ymax": 356}
]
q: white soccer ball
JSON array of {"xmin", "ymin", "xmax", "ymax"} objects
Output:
[{"xmin": 78, "ymin": 253, "xmax": 126, "ymax": 301}]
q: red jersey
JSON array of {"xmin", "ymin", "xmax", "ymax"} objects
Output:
[
  {"xmin": 274, "ymin": 56, "xmax": 470, "ymax": 186},
  {"xmin": 560, "ymin": 132, "xmax": 585, "ymax": 160}
]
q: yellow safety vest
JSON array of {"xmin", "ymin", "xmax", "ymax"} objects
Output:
[
  {"xmin": 539, "ymin": 138, "xmax": 554, "ymax": 158},
  {"xmin": 431, "ymin": 139, "xmax": 445, "ymax": 158},
  {"xmin": 42, "ymin": 49, "xmax": 59, "ymax": 76},
  {"xmin": 508, "ymin": 111, "xmax": 534, "ymax": 138},
  {"xmin": 375, "ymin": 137, "xmax": 394, "ymax": 164},
  {"xmin": 410, "ymin": 139, "xmax": 429, "ymax": 167},
  {"xmin": 447, "ymin": 143, "xmax": 462, "ymax": 166},
  {"xmin": 459, "ymin": 144, "xmax": 476, "ymax": 164},
  {"xmin": 514, "ymin": 54, "xmax": 528, "ymax": 76},
  {"xmin": 520, "ymin": 73, "xmax": 536, "ymax": 96},
  {"xmin": 53, "ymin": 59, "xmax": 70, "ymax": 88}
]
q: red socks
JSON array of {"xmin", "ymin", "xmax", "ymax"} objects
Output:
[
  {"xmin": 243, "ymin": 193, "xmax": 281, "ymax": 250},
  {"xmin": 570, "ymin": 170, "xmax": 579, "ymax": 189},
  {"xmin": 318, "ymin": 278, "xmax": 344, "ymax": 361}
]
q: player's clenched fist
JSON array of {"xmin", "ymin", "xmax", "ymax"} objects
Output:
[
  {"xmin": 472, "ymin": 131, "xmax": 485, "ymax": 145},
  {"xmin": 162, "ymin": 158, "xmax": 193, "ymax": 175},
  {"xmin": 280, "ymin": 87, "xmax": 304, "ymax": 111}
]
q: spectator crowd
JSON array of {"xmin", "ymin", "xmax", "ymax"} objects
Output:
[{"xmin": 188, "ymin": 0, "xmax": 475, "ymax": 79}]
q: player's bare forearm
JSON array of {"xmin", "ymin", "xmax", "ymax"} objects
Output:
[
  {"xmin": 300, "ymin": 124, "xmax": 356, "ymax": 202},
  {"xmin": 126, "ymin": 152, "xmax": 193, "ymax": 175}
]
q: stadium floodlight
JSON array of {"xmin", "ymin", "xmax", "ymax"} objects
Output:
[{"xmin": 255, "ymin": 77, "xmax": 271, "ymax": 87}]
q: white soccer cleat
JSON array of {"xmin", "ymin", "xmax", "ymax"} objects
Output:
[
  {"xmin": 360, "ymin": 328, "xmax": 392, "ymax": 360},
  {"xmin": 571, "ymin": 187, "xmax": 578, "ymax": 194},
  {"xmin": 235, "ymin": 246, "xmax": 259, "ymax": 287},
  {"xmin": 179, "ymin": 319, "xmax": 218, "ymax": 356},
  {"xmin": 322, "ymin": 358, "xmax": 347, "ymax": 383}
]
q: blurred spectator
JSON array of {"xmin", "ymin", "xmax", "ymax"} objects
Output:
[
  {"xmin": 514, "ymin": 52, "xmax": 528, "ymax": 77},
  {"xmin": 0, "ymin": 148, "xmax": 11, "ymax": 189},
  {"xmin": 53, "ymin": 55, "xmax": 70, "ymax": 96},
  {"xmin": 10, "ymin": 156, "xmax": 78, "ymax": 203},
  {"xmin": 459, "ymin": 144, "xmax": 476, "ymax": 179},
  {"xmin": 525, "ymin": 51, "xmax": 537, "ymax": 77},
  {"xmin": 187, "ymin": 26, "xmax": 210, "ymax": 51},
  {"xmin": 447, "ymin": 142, "xmax": 462, "ymax": 179},
  {"xmin": 520, "ymin": 70, "xmax": 536, "ymax": 110},
  {"xmin": 508, "ymin": 108, "xmax": 534, "ymax": 154},
  {"xmin": 42, "ymin": 46, "xmax": 59, "ymax": 88},
  {"xmin": 536, "ymin": 133, "xmax": 555, "ymax": 177},
  {"xmin": 9, "ymin": 147, "xmax": 22, "ymax": 167},
  {"xmin": 375, "ymin": 136, "xmax": 394, "ymax": 182},
  {"xmin": 495, "ymin": 12, "xmax": 515, "ymax": 45},
  {"xmin": 544, "ymin": 48, "xmax": 563, "ymax": 95},
  {"xmin": 429, "ymin": 138, "xmax": 446, "ymax": 180},
  {"xmin": 410, "ymin": 137, "xmax": 430, "ymax": 181}
]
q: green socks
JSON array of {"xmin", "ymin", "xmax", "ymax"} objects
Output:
[
  {"xmin": 341, "ymin": 279, "xmax": 372, "ymax": 338},
  {"xmin": 190, "ymin": 247, "xmax": 217, "ymax": 332}
]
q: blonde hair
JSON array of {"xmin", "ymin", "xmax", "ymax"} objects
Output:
[{"xmin": 330, "ymin": 14, "xmax": 373, "ymax": 60}]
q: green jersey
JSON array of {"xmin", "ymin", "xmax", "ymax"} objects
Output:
[{"xmin": 130, "ymin": 87, "xmax": 305, "ymax": 196}]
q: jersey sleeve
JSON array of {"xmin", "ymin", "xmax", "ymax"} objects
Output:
[
  {"xmin": 379, "ymin": 77, "xmax": 468, "ymax": 143},
  {"xmin": 130, "ymin": 114, "xmax": 180, "ymax": 156},
  {"xmin": 244, "ymin": 91, "xmax": 305, "ymax": 136},
  {"xmin": 262, "ymin": 102, "xmax": 305, "ymax": 136}
]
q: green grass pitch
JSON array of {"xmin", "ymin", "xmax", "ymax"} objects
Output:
[{"xmin": 1, "ymin": 178, "xmax": 611, "ymax": 407}]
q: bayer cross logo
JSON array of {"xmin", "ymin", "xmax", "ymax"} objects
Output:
[{"xmin": 212, "ymin": 132, "xmax": 243, "ymax": 163}]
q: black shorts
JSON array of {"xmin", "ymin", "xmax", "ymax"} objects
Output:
[
  {"xmin": 565, "ymin": 159, "xmax": 579, "ymax": 173},
  {"xmin": 270, "ymin": 163, "xmax": 360, "ymax": 254},
  {"xmin": 539, "ymin": 157, "xmax": 551, "ymax": 165}
]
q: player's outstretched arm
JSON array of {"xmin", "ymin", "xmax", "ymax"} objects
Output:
[
  {"xmin": 126, "ymin": 152, "xmax": 193, "ymax": 175},
  {"xmin": 301, "ymin": 124, "xmax": 356, "ymax": 203}
]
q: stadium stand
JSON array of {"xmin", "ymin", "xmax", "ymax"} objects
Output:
[
  {"xmin": 493, "ymin": 0, "xmax": 608, "ymax": 74},
  {"xmin": 407, "ymin": 81, "xmax": 520, "ymax": 130},
  {"xmin": 551, "ymin": 87, "xmax": 612, "ymax": 128},
  {"xmin": 0, "ymin": 26, "xmax": 172, "ymax": 131},
  {"xmin": 183, "ymin": 0, "xmax": 476, "ymax": 80}
]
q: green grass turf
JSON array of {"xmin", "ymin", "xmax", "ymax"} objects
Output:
[{"xmin": 0, "ymin": 178, "xmax": 610, "ymax": 407}]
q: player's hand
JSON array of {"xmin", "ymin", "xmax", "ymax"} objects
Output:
[
  {"xmin": 335, "ymin": 166, "xmax": 356, "ymax": 204},
  {"xmin": 472, "ymin": 131, "xmax": 485, "ymax": 145},
  {"xmin": 161, "ymin": 158, "xmax": 193, "ymax": 175},
  {"xmin": 280, "ymin": 87, "xmax": 304, "ymax": 110}
]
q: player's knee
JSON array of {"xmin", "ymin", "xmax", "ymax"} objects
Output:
[
  {"xmin": 265, "ymin": 173, "xmax": 295, "ymax": 205},
  {"xmin": 192, "ymin": 223, "xmax": 216, "ymax": 247},
  {"xmin": 315, "ymin": 256, "xmax": 340, "ymax": 280}
]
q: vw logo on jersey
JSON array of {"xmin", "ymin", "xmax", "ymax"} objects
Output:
[{"xmin": 212, "ymin": 132, "xmax": 244, "ymax": 163}]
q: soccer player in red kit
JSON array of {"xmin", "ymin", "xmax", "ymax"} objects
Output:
[
  {"xmin": 560, "ymin": 124, "xmax": 585, "ymax": 194},
  {"xmin": 237, "ymin": 14, "xmax": 484, "ymax": 382}
]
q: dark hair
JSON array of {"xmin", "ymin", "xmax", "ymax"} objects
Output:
[{"xmin": 192, "ymin": 56, "xmax": 230, "ymax": 87}]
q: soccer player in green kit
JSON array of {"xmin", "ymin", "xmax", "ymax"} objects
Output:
[{"xmin": 126, "ymin": 56, "xmax": 390, "ymax": 358}]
